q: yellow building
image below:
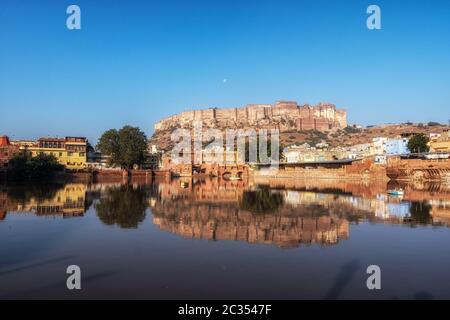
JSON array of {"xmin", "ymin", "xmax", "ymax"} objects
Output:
[
  {"xmin": 16, "ymin": 137, "xmax": 88, "ymax": 170},
  {"xmin": 430, "ymin": 130, "xmax": 450, "ymax": 153},
  {"xmin": 430, "ymin": 140, "xmax": 450, "ymax": 153},
  {"xmin": 10, "ymin": 140, "xmax": 36, "ymax": 148}
]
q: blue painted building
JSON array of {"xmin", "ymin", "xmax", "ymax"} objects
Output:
[{"xmin": 385, "ymin": 138, "xmax": 410, "ymax": 155}]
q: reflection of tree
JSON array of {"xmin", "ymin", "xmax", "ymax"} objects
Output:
[
  {"xmin": 7, "ymin": 183, "xmax": 64, "ymax": 204},
  {"xmin": 95, "ymin": 185, "xmax": 147, "ymax": 228},
  {"xmin": 239, "ymin": 188, "xmax": 283, "ymax": 214},
  {"xmin": 409, "ymin": 202, "xmax": 432, "ymax": 225}
]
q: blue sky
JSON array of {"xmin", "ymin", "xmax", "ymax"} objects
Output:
[{"xmin": 1, "ymin": 0, "xmax": 449, "ymax": 144}]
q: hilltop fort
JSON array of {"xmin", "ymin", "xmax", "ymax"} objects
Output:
[{"xmin": 154, "ymin": 101, "xmax": 347, "ymax": 132}]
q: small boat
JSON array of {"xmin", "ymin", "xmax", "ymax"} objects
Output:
[
  {"xmin": 224, "ymin": 173, "xmax": 242, "ymax": 181},
  {"xmin": 180, "ymin": 181, "xmax": 189, "ymax": 188},
  {"xmin": 387, "ymin": 189, "xmax": 404, "ymax": 196}
]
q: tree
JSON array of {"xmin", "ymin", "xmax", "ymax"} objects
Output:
[
  {"xmin": 8, "ymin": 152, "xmax": 64, "ymax": 180},
  {"xmin": 407, "ymin": 133, "xmax": 430, "ymax": 153},
  {"xmin": 96, "ymin": 129, "xmax": 120, "ymax": 160},
  {"xmin": 97, "ymin": 126, "xmax": 148, "ymax": 169},
  {"xmin": 86, "ymin": 141, "xmax": 95, "ymax": 153}
]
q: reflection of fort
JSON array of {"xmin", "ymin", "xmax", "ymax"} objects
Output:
[
  {"xmin": 152, "ymin": 203, "xmax": 349, "ymax": 248},
  {"xmin": 1, "ymin": 178, "xmax": 450, "ymax": 245},
  {"xmin": 0, "ymin": 184, "xmax": 88, "ymax": 219},
  {"xmin": 149, "ymin": 177, "xmax": 450, "ymax": 248},
  {"xmin": 151, "ymin": 178, "xmax": 352, "ymax": 248},
  {"xmin": 156, "ymin": 177, "xmax": 248, "ymax": 204}
]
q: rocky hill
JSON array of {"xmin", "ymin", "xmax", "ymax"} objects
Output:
[
  {"xmin": 278, "ymin": 123, "xmax": 450, "ymax": 149},
  {"xmin": 150, "ymin": 100, "xmax": 347, "ymax": 151},
  {"xmin": 150, "ymin": 120, "xmax": 449, "ymax": 152}
]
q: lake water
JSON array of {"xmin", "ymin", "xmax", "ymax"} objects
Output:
[{"xmin": 1, "ymin": 177, "xmax": 450, "ymax": 299}]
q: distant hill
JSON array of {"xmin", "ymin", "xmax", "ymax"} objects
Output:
[
  {"xmin": 277, "ymin": 123, "xmax": 450, "ymax": 149},
  {"xmin": 149, "ymin": 122, "xmax": 449, "ymax": 152},
  {"xmin": 150, "ymin": 100, "xmax": 348, "ymax": 151}
]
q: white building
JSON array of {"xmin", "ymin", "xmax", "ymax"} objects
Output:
[{"xmin": 372, "ymin": 137, "xmax": 388, "ymax": 155}]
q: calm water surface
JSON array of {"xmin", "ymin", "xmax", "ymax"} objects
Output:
[{"xmin": 1, "ymin": 177, "xmax": 450, "ymax": 299}]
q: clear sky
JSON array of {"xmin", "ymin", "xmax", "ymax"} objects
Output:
[{"xmin": 1, "ymin": 0, "xmax": 449, "ymax": 144}]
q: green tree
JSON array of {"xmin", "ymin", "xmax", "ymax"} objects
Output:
[
  {"xmin": 407, "ymin": 133, "xmax": 430, "ymax": 153},
  {"xmin": 8, "ymin": 152, "xmax": 64, "ymax": 180},
  {"xmin": 96, "ymin": 129, "xmax": 120, "ymax": 161},
  {"xmin": 97, "ymin": 125, "xmax": 148, "ymax": 169}
]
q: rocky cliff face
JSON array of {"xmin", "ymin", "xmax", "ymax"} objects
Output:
[
  {"xmin": 150, "ymin": 101, "xmax": 346, "ymax": 150},
  {"xmin": 155, "ymin": 101, "xmax": 346, "ymax": 132}
]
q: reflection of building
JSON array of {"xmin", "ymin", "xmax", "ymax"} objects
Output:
[
  {"xmin": 14, "ymin": 137, "xmax": 88, "ymax": 169},
  {"xmin": 0, "ymin": 190, "xmax": 9, "ymax": 220},
  {"xmin": 155, "ymin": 178, "xmax": 247, "ymax": 203},
  {"xmin": 2, "ymin": 184, "xmax": 87, "ymax": 218},
  {"xmin": 430, "ymin": 200, "xmax": 450, "ymax": 225},
  {"xmin": 0, "ymin": 135, "xmax": 19, "ymax": 169},
  {"xmin": 374, "ymin": 195, "xmax": 411, "ymax": 219}
]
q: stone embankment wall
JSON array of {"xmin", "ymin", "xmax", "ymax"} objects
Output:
[
  {"xmin": 252, "ymin": 157, "xmax": 450, "ymax": 182},
  {"xmin": 252, "ymin": 158, "xmax": 388, "ymax": 181},
  {"xmin": 387, "ymin": 157, "xmax": 450, "ymax": 181}
]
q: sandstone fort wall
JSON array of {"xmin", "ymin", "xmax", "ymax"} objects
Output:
[{"xmin": 154, "ymin": 101, "xmax": 347, "ymax": 132}]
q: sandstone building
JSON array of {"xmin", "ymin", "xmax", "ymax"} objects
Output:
[
  {"xmin": 12, "ymin": 137, "xmax": 88, "ymax": 170},
  {"xmin": 154, "ymin": 101, "xmax": 347, "ymax": 133},
  {"xmin": 0, "ymin": 136, "xmax": 19, "ymax": 169}
]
